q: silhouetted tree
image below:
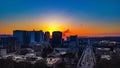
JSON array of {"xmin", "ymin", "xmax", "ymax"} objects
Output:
[
  {"xmin": 14, "ymin": 61, "xmax": 33, "ymax": 68},
  {"xmin": 0, "ymin": 59, "xmax": 16, "ymax": 68},
  {"xmin": 34, "ymin": 60, "xmax": 47, "ymax": 68},
  {"xmin": 95, "ymin": 53, "xmax": 120, "ymax": 68}
]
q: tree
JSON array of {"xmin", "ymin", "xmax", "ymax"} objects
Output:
[
  {"xmin": 14, "ymin": 61, "xmax": 33, "ymax": 68},
  {"xmin": 34, "ymin": 60, "xmax": 47, "ymax": 68},
  {"xmin": 0, "ymin": 59, "xmax": 16, "ymax": 68}
]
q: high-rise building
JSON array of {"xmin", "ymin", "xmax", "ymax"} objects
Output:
[
  {"xmin": 13, "ymin": 30, "xmax": 44, "ymax": 47},
  {"xmin": 29, "ymin": 31, "xmax": 35, "ymax": 43},
  {"xmin": 35, "ymin": 30, "xmax": 44, "ymax": 43},
  {"xmin": 51, "ymin": 31, "xmax": 62, "ymax": 47},
  {"xmin": 67, "ymin": 35, "xmax": 79, "ymax": 48},
  {"xmin": 39, "ymin": 30, "xmax": 44, "ymax": 42},
  {"xmin": 13, "ymin": 30, "xmax": 30, "ymax": 47},
  {"xmin": 44, "ymin": 31, "xmax": 50, "ymax": 42}
]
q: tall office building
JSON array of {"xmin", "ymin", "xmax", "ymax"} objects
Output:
[
  {"xmin": 39, "ymin": 30, "xmax": 44, "ymax": 42},
  {"xmin": 44, "ymin": 31, "xmax": 50, "ymax": 42},
  {"xmin": 35, "ymin": 30, "xmax": 44, "ymax": 43},
  {"xmin": 51, "ymin": 31, "xmax": 62, "ymax": 47},
  {"xmin": 29, "ymin": 31, "xmax": 35, "ymax": 43},
  {"xmin": 13, "ymin": 30, "xmax": 44, "ymax": 47},
  {"xmin": 13, "ymin": 30, "xmax": 30, "ymax": 47},
  {"xmin": 67, "ymin": 35, "xmax": 79, "ymax": 48}
]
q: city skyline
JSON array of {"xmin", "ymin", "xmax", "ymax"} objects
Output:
[{"xmin": 0, "ymin": 0, "xmax": 120, "ymax": 37}]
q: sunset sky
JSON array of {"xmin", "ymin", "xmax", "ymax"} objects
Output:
[{"xmin": 0, "ymin": 0, "xmax": 120, "ymax": 37}]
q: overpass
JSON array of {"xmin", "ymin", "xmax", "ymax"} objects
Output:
[{"xmin": 77, "ymin": 39, "xmax": 96, "ymax": 68}]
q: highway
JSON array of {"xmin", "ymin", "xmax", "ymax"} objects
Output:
[{"xmin": 77, "ymin": 39, "xmax": 96, "ymax": 68}]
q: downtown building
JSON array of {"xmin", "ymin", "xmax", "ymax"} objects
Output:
[
  {"xmin": 67, "ymin": 35, "xmax": 79, "ymax": 48},
  {"xmin": 29, "ymin": 30, "xmax": 44, "ymax": 43},
  {"xmin": 34, "ymin": 30, "xmax": 44, "ymax": 43},
  {"xmin": 0, "ymin": 36, "xmax": 20, "ymax": 52},
  {"xmin": 51, "ymin": 31, "xmax": 63, "ymax": 48},
  {"xmin": 44, "ymin": 31, "xmax": 50, "ymax": 42},
  {"xmin": 13, "ymin": 30, "xmax": 44, "ymax": 48},
  {"xmin": 13, "ymin": 30, "xmax": 30, "ymax": 47}
]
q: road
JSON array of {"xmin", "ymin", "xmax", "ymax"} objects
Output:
[{"xmin": 77, "ymin": 39, "xmax": 96, "ymax": 68}]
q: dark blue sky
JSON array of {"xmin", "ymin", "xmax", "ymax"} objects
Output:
[
  {"xmin": 0, "ymin": 0, "xmax": 120, "ymax": 23},
  {"xmin": 0, "ymin": 0, "xmax": 120, "ymax": 35}
]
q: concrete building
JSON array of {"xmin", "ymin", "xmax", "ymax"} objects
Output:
[
  {"xmin": 35, "ymin": 30, "xmax": 44, "ymax": 43},
  {"xmin": 0, "ymin": 37, "xmax": 20, "ymax": 52},
  {"xmin": 13, "ymin": 30, "xmax": 30, "ymax": 47},
  {"xmin": 29, "ymin": 31, "xmax": 36, "ymax": 43},
  {"xmin": 67, "ymin": 35, "xmax": 79, "ymax": 48},
  {"xmin": 13, "ymin": 30, "xmax": 44, "ymax": 47},
  {"xmin": 39, "ymin": 30, "xmax": 44, "ymax": 42},
  {"xmin": 0, "ymin": 49, "xmax": 7, "ymax": 56},
  {"xmin": 44, "ymin": 31, "xmax": 50, "ymax": 42},
  {"xmin": 51, "ymin": 31, "xmax": 62, "ymax": 48}
]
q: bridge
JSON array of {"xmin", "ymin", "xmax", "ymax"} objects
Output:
[{"xmin": 77, "ymin": 39, "xmax": 96, "ymax": 68}]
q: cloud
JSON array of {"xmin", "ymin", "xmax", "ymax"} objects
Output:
[
  {"xmin": 63, "ymin": 29, "xmax": 70, "ymax": 37},
  {"xmin": 63, "ymin": 29, "xmax": 70, "ymax": 33}
]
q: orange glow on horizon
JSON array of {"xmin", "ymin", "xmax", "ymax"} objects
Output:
[
  {"xmin": 0, "ymin": 14, "xmax": 120, "ymax": 37},
  {"xmin": 0, "ymin": 22, "xmax": 120, "ymax": 37}
]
